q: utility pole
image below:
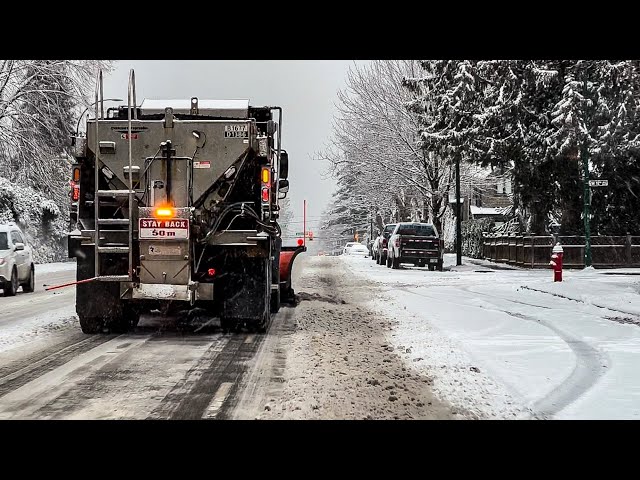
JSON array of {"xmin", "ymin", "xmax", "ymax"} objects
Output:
[
  {"xmin": 455, "ymin": 153, "xmax": 462, "ymax": 266},
  {"xmin": 581, "ymin": 78, "xmax": 592, "ymax": 268},
  {"xmin": 581, "ymin": 142, "xmax": 592, "ymax": 267}
]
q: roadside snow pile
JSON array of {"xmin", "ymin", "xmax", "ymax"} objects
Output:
[
  {"xmin": 0, "ymin": 177, "xmax": 68, "ymax": 263},
  {"xmin": 520, "ymin": 269, "xmax": 640, "ymax": 317},
  {"xmin": 0, "ymin": 305, "xmax": 77, "ymax": 354}
]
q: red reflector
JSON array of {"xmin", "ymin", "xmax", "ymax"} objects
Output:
[
  {"xmin": 297, "ymin": 239, "xmax": 304, "ymax": 246},
  {"xmin": 207, "ymin": 268, "xmax": 216, "ymax": 276},
  {"xmin": 261, "ymin": 187, "xmax": 269, "ymax": 202},
  {"xmin": 72, "ymin": 184, "xmax": 80, "ymax": 201}
]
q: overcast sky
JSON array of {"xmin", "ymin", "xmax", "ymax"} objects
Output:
[{"xmin": 103, "ymin": 60, "xmax": 367, "ymax": 239}]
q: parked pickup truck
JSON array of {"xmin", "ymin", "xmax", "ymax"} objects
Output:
[{"xmin": 386, "ymin": 222, "xmax": 443, "ymax": 271}]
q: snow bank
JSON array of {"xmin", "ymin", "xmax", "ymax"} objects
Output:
[
  {"xmin": 0, "ymin": 305, "xmax": 77, "ymax": 354},
  {"xmin": 519, "ymin": 268, "xmax": 640, "ymax": 317}
]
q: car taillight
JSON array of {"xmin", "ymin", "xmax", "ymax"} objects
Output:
[{"xmin": 382, "ymin": 238, "xmax": 387, "ymax": 247}]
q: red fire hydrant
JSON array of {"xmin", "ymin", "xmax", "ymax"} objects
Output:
[{"xmin": 549, "ymin": 242, "xmax": 563, "ymax": 282}]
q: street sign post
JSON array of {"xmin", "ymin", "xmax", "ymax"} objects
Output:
[{"xmin": 589, "ymin": 179, "xmax": 608, "ymax": 187}]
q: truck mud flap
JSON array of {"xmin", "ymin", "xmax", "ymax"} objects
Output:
[{"xmin": 279, "ymin": 245, "xmax": 306, "ymax": 304}]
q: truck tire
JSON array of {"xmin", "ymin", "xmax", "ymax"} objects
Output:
[
  {"xmin": 386, "ymin": 253, "xmax": 391, "ymax": 268},
  {"xmin": 78, "ymin": 314, "xmax": 104, "ymax": 334},
  {"xmin": 270, "ymin": 288, "xmax": 281, "ymax": 313},
  {"xmin": 437, "ymin": 260, "xmax": 444, "ymax": 272},
  {"xmin": 110, "ymin": 304, "xmax": 141, "ymax": 334},
  {"xmin": 3, "ymin": 267, "xmax": 18, "ymax": 297},
  {"xmin": 21, "ymin": 264, "xmax": 35, "ymax": 293},
  {"xmin": 392, "ymin": 256, "xmax": 400, "ymax": 269},
  {"xmin": 256, "ymin": 310, "xmax": 270, "ymax": 333},
  {"xmin": 75, "ymin": 246, "xmax": 134, "ymax": 334}
]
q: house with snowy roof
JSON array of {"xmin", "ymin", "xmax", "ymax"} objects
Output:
[{"xmin": 448, "ymin": 166, "xmax": 514, "ymax": 223}]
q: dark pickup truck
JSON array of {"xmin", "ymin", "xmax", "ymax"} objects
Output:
[{"xmin": 386, "ymin": 222, "xmax": 444, "ymax": 271}]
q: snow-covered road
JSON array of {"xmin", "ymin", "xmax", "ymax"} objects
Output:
[
  {"xmin": 342, "ymin": 253, "xmax": 640, "ymax": 419},
  {"xmin": 0, "ymin": 262, "xmax": 77, "ymax": 354}
]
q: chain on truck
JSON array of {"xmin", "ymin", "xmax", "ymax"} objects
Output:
[{"xmin": 66, "ymin": 69, "xmax": 305, "ymax": 334}]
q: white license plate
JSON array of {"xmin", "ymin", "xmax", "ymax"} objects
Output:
[
  {"xmin": 148, "ymin": 245, "xmax": 181, "ymax": 256},
  {"xmin": 139, "ymin": 218, "xmax": 189, "ymax": 239},
  {"xmin": 430, "ymin": 259, "xmax": 438, "ymax": 263}
]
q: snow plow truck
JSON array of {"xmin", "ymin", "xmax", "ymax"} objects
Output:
[{"xmin": 67, "ymin": 69, "xmax": 305, "ymax": 333}]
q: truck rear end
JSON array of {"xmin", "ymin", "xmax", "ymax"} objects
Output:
[
  {"xmin": 68, "ymin": 70, "xmax": 304, "ymax": 333},
  {"xmin": 388, "ymin": 223, "xmax": 443, "ymax": 271}
]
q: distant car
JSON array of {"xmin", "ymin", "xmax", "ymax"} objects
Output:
[
  {"xmin": 343, "ymin": 242, "xmax": 368, "ymax": 256},
  {"xmin": 0, "ymin": 223, "xmax": 35, "ymax": 296},
  {"xmin": 373, "ymin": 223, "xmax": 397, "ymax": 266},
  {"xmin": 386, "ymin": 222, "xmax": 443, "ymax": 271}
]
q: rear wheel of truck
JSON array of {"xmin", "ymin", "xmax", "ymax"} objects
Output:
[
  {"xmin": 270, "ymin": 288, "xmax": 281, "ymax": 313},
  {"xmin": 255, "ymin": 312, "xmax": 269, "ymax": 333},
  {"xmin": 110, "ymin": 304, "xmax": 141, "ymax": 334},
  {"xmin": 428, "ymin": 264, "xmax": 435, "ymax": 271},
  {"xmin": 392, "ymin": 256, "xmax": 400, "ymax": 269},
  {"xmin": 437, "ymin": 260, "xmax": 444, "ymax": 272},
  {"xmin": 78, "ymin": 314, "xmax": 104, "ymax": 334},
  {"xmin": 75, "ymin": 246, "xmax": 133, "ymax": 334}
]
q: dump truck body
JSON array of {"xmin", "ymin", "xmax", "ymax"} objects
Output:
[{"xmin": 68, "ymin": 71, "xmax": 304, "ymax": 333}]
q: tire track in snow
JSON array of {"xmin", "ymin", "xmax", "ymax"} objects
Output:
[
  {"xmin": 456, "ymin": 285, "xmax": 610, "ymax": 418},
  {"xmin": 500, "ymin": 310, "xmax": 609, "ymax": 418}
]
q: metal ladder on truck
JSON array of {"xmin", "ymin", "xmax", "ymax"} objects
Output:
[{"xmin": 93, "ymin": 69, "xmax": 137, "ymax": 282}]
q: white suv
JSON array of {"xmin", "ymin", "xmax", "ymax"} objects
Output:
[{"xmin": 0, "ymin": 223, "xmax": 35, "ymax": 296}]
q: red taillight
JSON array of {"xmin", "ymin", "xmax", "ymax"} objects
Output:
[
  {"xmin": 207, "ymin": 268, "xmax": 216, "ymax": 277},
  {"xmin": 261, "ymin": 187, "xmax": 269, "ymax": 202},
  {"xmin": 72, "ymin": 184, "xmax": 80, "ymax": 201},
  {"xmin": 382, "ymin": 238, "xmax": 387, "ymax": 247}
]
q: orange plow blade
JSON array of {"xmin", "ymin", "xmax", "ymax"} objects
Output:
[{"xmin": 279, "ymin": 245, "xmax": 306, "ymax": 304}]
